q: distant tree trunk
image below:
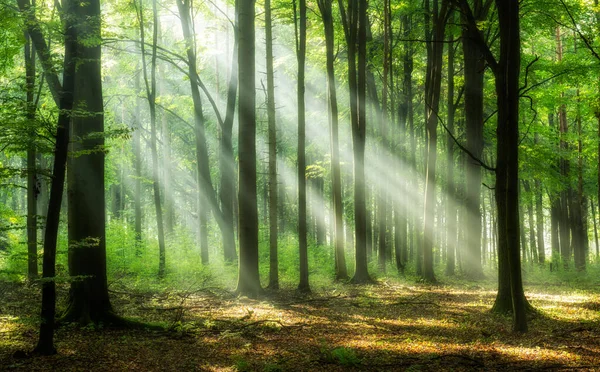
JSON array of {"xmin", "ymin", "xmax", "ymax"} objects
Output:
[
  {"xmin": 63, "ymin": 0, "xmax": 114, "ymax": 322},
  {"xmin": 556, "ymin": 27, "xmax": 571, "ymax": 268},
  {"xmin": 34, "ymin": 0, "xmax": 77, "ymax": 353},
  {"xmin": 137, "ymin": 0, "xmax": 166, "ymax": 277},
  {"xmin": 236, "ymin": 0, "xmax": 262, "ymax": 297},
  {"xmin": 377, "ymin": 0, "xmax": 390, "ymax": 273},
  {"xmin": 159, "ymin": 61, "xmax": 174, "ymax": 235},
  {"xmin": 399, "ymin": 12, "xmax": 414, "ymax": 271},
  {"xmin": 591, "ymin": 200, "xmax": 599, "ymax": 261},
  {"xmin": 338, "ymin": 0, "xmax": 371, "ymax": 283},
  {"xmin": 445, "ymin": 9, "xmax": 457, "ymax": 276},
  {"xmin": 422, "ymin": 0, "xmax": 448, "ymax": 283},
  {"xmin": 572, "ymin": 90, "xmax": 587, "ymax": 271},
  {"xmin": 318, "ymin": 0, "xmax": 347, "ymax": 280},
  {"xmin": 462, "ymin": 0, "xmax": 491, "ymax": 279},
  {"xmin": 220, "ymin": 10, "xmax": 238, "ymax": 264},
  {"xmin": 523, "ymin": 181, "xmax": 537, "ymax": 264},
  {"xmin": 133, "ymin": 69, "xmax": 143, "ymax": 251},
  {"xmin": 294, "ymin": 0, "xmax": 310, "ymax": 293},
  {"xmin": 534, "ymin": 135, "xmax": 545, "ymax": 264},
  {"xmin": 25, "ymin": 26, "xmax": 38, "ymax": 280},
  {"xmin": 265, "ymin": 0, "xmax": 279, "ymax": 289}
]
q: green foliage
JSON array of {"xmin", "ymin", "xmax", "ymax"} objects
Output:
[{"xmin": 320, "ymin": 341, "xmax": 361, "ymax": 367}]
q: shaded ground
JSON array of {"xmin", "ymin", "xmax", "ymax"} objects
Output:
[{"xmin": 1, "ymin": 279, "xmax": 600, "ymax": 371}]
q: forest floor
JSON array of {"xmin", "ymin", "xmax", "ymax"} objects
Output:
[{"xmin": 1, "ymin": 277, "xmax": 600, "ymax": 371}]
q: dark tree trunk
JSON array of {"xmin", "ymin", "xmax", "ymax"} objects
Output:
[
  {"xmin": 236, "ymin": 0, "xmax": 262, "ymax": 298},
  {"xmin": 445, "ymin": 9, "xmax": 457, "ymax": 276},
  {"xmin": 265, "ymin": 0, "xmax": 279, "ymax": 289},
  {"xmin": 462, "ymin": 0, "xmax": 492, "ymax": 279},
  {"xmin": 25, "ymin": 25, "xmax": 38, "ymax": 280},
  {"xmin": 33, "ymin": 0, "xmax": 77, "ymax": 354},
  {"xmin": 294, "ymin": 0, "xmax": 310, "ymax": 293},
  {"xmin": 63, "ymin": 0, "xmax": 114, "ymax": 323},
  {"xmin": 318, "ymin": 0, "xmax": 347, "ymax": 280},
  {"xmin": 422, "ymin": 0, "xmax": 448, "ymax": 283},
  {"xmin": 493, "ymin": 0, "xmax": 528, "ymax": 332}
]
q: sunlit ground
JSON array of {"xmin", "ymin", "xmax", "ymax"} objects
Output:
[{"xmin": 1, "ymin": 274, "xmax": 600, "ymax": 371}]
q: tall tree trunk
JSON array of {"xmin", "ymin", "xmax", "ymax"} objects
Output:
[
  {"xmin": 462, "ymin": 0, "xmax": 491, "ymax": 279},
  {"xmin": 63, "ymin": 0, "xmax": 114, "ymax": 322},
  {"xmin": 422, "ymin": 0, "xmax": 448, "ymax": 283},
  {"xmin": 294, "ymin": 0, "xmax": 310, "ymax": 293},
  {"xmin": 265, "ymin": 0, "xmax": 279, "ymax": 289},
  {"xmin": 572, "ymin": 90, "xmax": 587, "ymax": 271},
  {"xmin": 236, "ymin": 0, "xmax": 262, "ymax": 297},
  {"xmin": 493, "ymin": 0, "xmax": 528, "ymax": 332},
  {"xmin": 138, "ymin": 0, "xmax": 166, "ymax": 277},
  {"xmin": 220, "ymin": 10, "xmax": 238, "ymax": 264},
  {"xmin": 134, "ymin": 68, "xmax": 143, "ymax": 252},
  {"xmin": 534, "ymin": 135, "xmax": 545, "ymax": 264},
  {"xmin": 556, "ymin": 27, "xmax": 571, "ymax": 268},
  {"xmin": 445, "ymin": 9, "xmax": 456, "ymax": 276},
  {"xmin": 591, "ymin": 200, "xmax": 599, "ymax": 261},
  {"xmin": 318, "ymin": 0, "xmax": 347, "ymax": 280},
  {"xmin": 25, "ymin": 25, "xmax": 38, "ymax": 280},
  {"xmin": 33, "ymin": 0, "xmax": 77, "ymax": 353}
]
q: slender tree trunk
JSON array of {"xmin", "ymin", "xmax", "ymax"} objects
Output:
[
  {"xmin": 462, "ymin": 0, "xmax": 491, "ymax": 279},
  {"xmin": 591, "ymin": 200, "xmax": 599, "ymax": 261},
  {"xmin": 319, "ymin": 0, "xmax": 347, "ymax": 280},
  {"xmin": 265, "ymin": 0, "xmax": 279, "ymax": 289},
  {"xmin": 294, "ymin": 0, "xmax": 310, "ymax": 293},
  {"xmin": 25, "ymin": 26, "xmax": 38, "ymax": 280},
  {"xmin": 138, "ymin": 0, "xmax": 166, "ymax": 277},
  {"xmin": 134, "ymin": 69, "xmax": 143, "ymax": 252},
  {"xmin": 34, "ymin": 0, "xmax": 77, "ymax": 353},
  {"xmin": 220, "ymin": 11, "xmax": 238, "ymax": 264},
  {"xmin": 445, "ymin": 9, "xmax": 456, "ymax": 276},
  {"xmin": 534, "ymin": 136, "xmax": 545, "ymax": 264},
  {"xmin": 422, "ymin": 0, "xmax": 448, "ymax": 283}
]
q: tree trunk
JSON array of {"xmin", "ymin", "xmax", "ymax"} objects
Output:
[
  {"xmin": 534, "ymin": 135, "xmax": 545, "ymax": 264},
  {"xmin": 445, "ymin": 9, "xmax": 456, "ymax": 276},
  {"xmin": 236, "ymin": 0, "xmax": 262, "ymax": 297},
  {"xmin": 462, "ymin": 0, "xmax": 491, "ymax": 279},
  {"xmin": 422, "ymin": 0, "xmax": 448, "ymax": 283},
  {"xmin": 33, "ymin": 0, "xmax": 77, "ymax": 353},
  {"xmin": 63, "ymin": 0, "xmax": 114, "ymax": 323},
  {"xmin": 25, "ymin": 26, "xmax": 38, "ymax": 280},
  {"xmin": 319, "ymin": 0, "xmax": 347, "ymax": 280},
  {"xmin": 493, "ymin": 0, "xmax": 528, "ymax": 332},
  {"xmin": 133, "ymin": 69, "xmax": 143, "ymax": 252},
  {"xmin": 265, "ymin": 0, "xmax": 279, "ymax": 289}
]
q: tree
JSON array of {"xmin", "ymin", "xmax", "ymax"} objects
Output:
[
  {"xmin": 318, "ymin": 0, "xmax": 348, "ymax": 281},
  {"xmin": 421, "ymin": 0, "xmax": 449, "ymax": 283},
  {"xmin": 457, "ymin": 0, "xmax": 529, "ymax": 332},
  {"xmin": 31, "ymin": 0, "xmax": 77, "ymax": 354},
  {"xmin": 62, "ymin": 0, "xmax": 115, "ymax": 323},
  {"xmin": 135, "ymin": 0, "xmax": 166, "ymax": 277},
  {"xmin": 236, "ymin": 0, "xmax": 262, "ymax": 297},
  {"xmin": 462, "ymin": 0, "xmax": 492, "ymax": 279},
  {"xmin": 294, "ymin": 0, "xmax": 310, "ymax": 293},
  {"xmin": 265, "ymin": 0, "xmax": 279, "ymax": 289}
]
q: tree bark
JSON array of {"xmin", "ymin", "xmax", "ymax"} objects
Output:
[
  {"xmin": 63, "ymin": 0, "xmax": 114, "ymax": 322},
  {"xmin": 33, "ymin": 0, "xmax": 77, "ymax": 354},
  {"xmin": 265, "ymin": 0, "xmax": 279, "ymax": 289},
  {"xmin": 236, "ymin": 0, "xmax": 262, "ymax": 298}
]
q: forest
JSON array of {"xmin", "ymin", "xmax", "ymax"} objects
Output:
[{"xmin": 1, "ymin": 0, "xmax": 600, "ymax": 370}]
